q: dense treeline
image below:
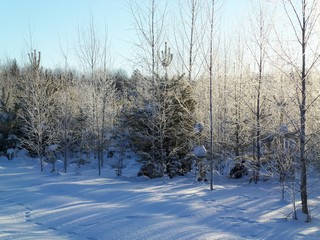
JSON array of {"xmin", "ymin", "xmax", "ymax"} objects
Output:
[{"xmin": 0, "ymin": 0, "xmax": 319, "ymax": 219}]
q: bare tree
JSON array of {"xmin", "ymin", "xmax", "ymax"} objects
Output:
[
  {"xmin": 173, "ymin": 0, "xmax": 205, "ymax": 82},
  {"xmin": 54, "ymin": 72, "xmax": 76, "ymax": 173},
  {"xmin": 77, "ymin": 14, "xmax": 102, "ymax": 78},
  {"xmin": 129, "ymin": 0, "xmax": 170, "ymax": 177},
  {"xmin": 208, "ymin": 0, "xmax": 215, "ymax": 190},
  {"xmin": 129, "ymin": 0, "xmax": 166, "ymax": 81},
  {"xmin": 271, "ymin": 0, "xmax": 320, "ymax": 220},
  {"xmin": 76, "ymin": 15, "xmax": 115, "ymax": 176},
  {"xmin": 245, "ymin": 0, "xmax": 274, "ymax": 183},
  {"xmin": 232, "ymin": 34, "xmax": 247, "ymax": 158},
  {"xmin": 18, "ymin": 50, "xmax": 57, "ymax": 172}
]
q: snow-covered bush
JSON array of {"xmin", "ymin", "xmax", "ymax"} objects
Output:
[
  {"xmin": 45, "ymin": 144, "xmax": 59, "ymax": 172},
  {"xmin": 6, "ymin": 148, "xmax": 15, "ymax": 160}
]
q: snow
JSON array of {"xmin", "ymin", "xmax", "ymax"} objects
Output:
[
  {"xmin": 6, "ymin": 148, "xmax": 14, "ymax": 155},
  {"xmin": 46, "ymin": 144, "xmax": 59, "ymax": 152},
  {"xmin": 193, "ymin": 145, "xmax": 207, "ymax": 158},
  {"xmin": 0, "ymin": 153, "xmax": 320, "ymax": 240}
]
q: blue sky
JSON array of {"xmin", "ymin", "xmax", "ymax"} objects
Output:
[
  {"xmin": 0, "ymin": 0, "xmax": 133, "ymax": 70},
  {"xmin": 0, "ymin": 0, "xmax": 248, "ymax": 72}
]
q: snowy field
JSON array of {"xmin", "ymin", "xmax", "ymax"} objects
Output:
[{"xmin": 0, "ymin": 153, "xmax": 320, "ymax": 240}]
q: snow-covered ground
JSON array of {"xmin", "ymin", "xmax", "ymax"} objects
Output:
[{"xmin": 0, "ymin": 153, "xmax": 320, "ymax": 240}]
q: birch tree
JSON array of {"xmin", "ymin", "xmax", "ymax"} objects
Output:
[
  {"xmin": 232, "ymin": 34, "xmax": 247, "ymax": 158},
  {"xmin": 174, "ymin": 0, "xmax": 205, "ymax": 81},
  {"xmin": 18, "ymin": 50, "xmax": 57, "ymax": 172},
  {"xmin": 208, "ymin": 0, "xmax": 215, "ymax": 190},
  {"xmin": 129, "ymin": 0, "xmax": 166, "ymax": 81},
  {"xmin": 245, "ymin": 0, "xmax": 273, "ymax": 183},
  {"xmin": 273, "ymin": 0, "xmax": 320, "ymax": 219},
  {"xmin": 77, "ymin": 15, "xmax": 114, "ymax": 175},
  {"xmin": 53, "ymin": 71, "xmax": 76, "ymax": 173},
  {"xmin": 129, "ymin": 0, "xmax": 169, "ymax": 177}
]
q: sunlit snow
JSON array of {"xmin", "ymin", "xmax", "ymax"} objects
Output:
[{"xmin": 0, "ymin": 151, "xmax": 319, "ymax": 240}]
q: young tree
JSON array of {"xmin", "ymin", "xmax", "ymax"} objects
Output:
[
  {"xmin": 129, "ymin": 0, "xmax": 166, "ymax": 80},
  {"xmin": 17, "ymin": 50, "xmax": 57, "ymax": 171},
  {"xmin": 245, "ymin": 0, "xmax": 273, "ymax": 183},
  {"xmin": 53, "ymin": 71, "xmax": 77, "ymax": 173},
  {"xmin": 125, "ymin": 40, "xmax": 197, "ymax": 179},
  {"xmin": 208, "ymin": 0, "xmax": 215, "ymax": 190},
  {"xmin": 129, "ymin": 0, "xmax": 171, "ymax": 178},
  {"xmin": 173, "ymin": 0, "xmax": 205, "ymax": 81},
  {"xmin": 272, "ymin": 0, "xmax": 320, "ymax": 219},
  {"xmin": 77, "ymin": 15, "xmax": 115, "ymax": 175},
  {"xmin": 231, "ymin": 34, "xmax": 247, "ymax": 158},
  {"xmin": 0, "ymin": 59, "xmax": 20, "ymax": 153},
  {"xmin": 77, "ymin": 15, "xmax": 102, "ymax": 78},
  {"xmin": 127, "ymin": 72, "xmax": 196, "ymax": 178}
]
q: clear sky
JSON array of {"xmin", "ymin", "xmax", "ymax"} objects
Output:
[
  {"xmin": 0, "ymin": 0, "xmax": 135, "ymax": 70},
  {"xmin": 0, "ymin": 0, "xmax": 249, "ymax": 72}
]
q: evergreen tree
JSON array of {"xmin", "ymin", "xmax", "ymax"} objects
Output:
[
  {"xmin": 164, "ymin": 75, "xmax": 196, "ymax": 176},
  {"xmin": 126, "ymin": 74, "xmax": 196, "ymax": 178},
  {"xmin": 0, "ymin": 59, "xmax": 20, "ymax": 153}
]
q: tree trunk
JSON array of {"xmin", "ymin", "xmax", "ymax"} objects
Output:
[
  {"xmin": 300, "ymin": 0, "xmax": 308, "ymax": 216},
  {"xmin": 209, "ymin": 0, "xmax": 215, "ymax": 190},
  {"xmin": 254, "ymin": 48, "xmax": 263, "ymax": 183},
  {"xmin": 188, "ymin": 0, "xmax": 195, "ymax": 82}
]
